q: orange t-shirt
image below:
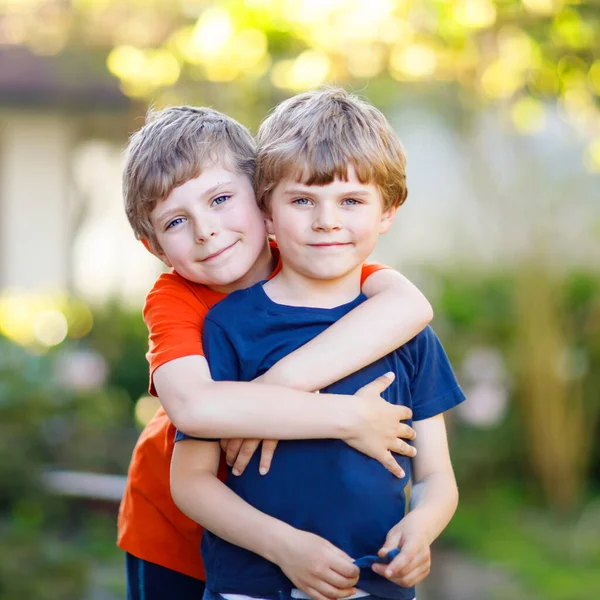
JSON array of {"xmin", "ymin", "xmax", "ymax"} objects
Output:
[{"xmin": 117, "ymin": 255, "xmax": 387, "ymax": 580}]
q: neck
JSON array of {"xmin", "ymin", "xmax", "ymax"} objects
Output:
[
  {"xmin": 264, "ymin": 264, "xmax": 362, "ymax": 308},
  {"xmin": 210, "ymin": 240, "xmax": 275, "ymax": 294}
]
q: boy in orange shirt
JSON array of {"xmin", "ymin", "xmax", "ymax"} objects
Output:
[{"xmin": 119, "ymin": 105, "xmax": 432, "ymax": 600}]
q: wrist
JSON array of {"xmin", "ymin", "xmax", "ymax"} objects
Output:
[
  {"xmin": 260, "ymin": 520, "xmax": 297, "ymax": 565},
  {"xmin": 332, "ymin": 394, "xmax": 363, "ymax": 442}
]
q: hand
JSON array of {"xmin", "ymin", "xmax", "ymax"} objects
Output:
[
  {"xmin": 220, "ymin": 439, "xmax": 278, "ymax": 476},
  {"xmin": 346, "ymin": 372, "xmax": 417, "ymax": 478},
  {"xmin": 371, "ymin": 516, "xmax": 431, "ymax": 588},
  {"xmin": 273, "ymin": 529, "xmax": 360, "ymax": 600}
]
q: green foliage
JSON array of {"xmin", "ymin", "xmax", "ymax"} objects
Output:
[
  {"xmin": 444, "ymin": 483, "xmax": 600, "ymax": 600},
  {"xmin": 428, "ymin": 269, "xmax": 600, "ymax": 498},
  {"xmin": 0, "ymin": 338, "xmax": 89, "ymax": 599},
  {"xmin": 84, "ymin": 300, "xmax": 149, "ymax": 405}
]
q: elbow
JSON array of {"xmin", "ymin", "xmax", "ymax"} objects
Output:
[
  {"xmin": 420, "ymin": 298, "xmax": 434, "ymax": 328},
  {"xmin": 162, "ymin": 384, "xmax": 213, "ymax": 436},
  {"xmin": 414, "ymin": 287, "xmax": 434, "ymax": 326}
]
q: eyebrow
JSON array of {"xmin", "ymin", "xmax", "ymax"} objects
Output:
[
  {"xmin": 283, "ymin": 188, "xmax": 373, "ymax": 197},
  {"xmin": 203, "ymin": 181, "xmax": 234, "ymax": 197}
]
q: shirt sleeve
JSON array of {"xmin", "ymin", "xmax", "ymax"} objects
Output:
[
  {"xmin": 174, "ymin": 316, "xmax": 241, "ymax": 444},
  {"xmin": 360, "ymin": 261, "xmax": 389, "ymax": 285},
  {"xmin": 143, "ymin": 273, "xmax": 211, "ymax": 396},
  {"xmin": 202, "ymin": 316, "xmax": 241, "ymax": 382},
  {"xmin": 409, "ymin": 326, "xmax": 466, "ymax": 421}
]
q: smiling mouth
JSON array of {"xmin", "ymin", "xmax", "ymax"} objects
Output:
[
  {"xmin": 201, "ymin": 241, "xmax": 238, "ymax": 261},
  {"xmin": 309, "ymin": 243, "xmax": 352, "ymax": 248}
]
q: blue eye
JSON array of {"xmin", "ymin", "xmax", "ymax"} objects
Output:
[
  {"xmin": 342, "ymin": 198, "xmax": 360, "ymax": 205},
  {"xmin": 293, "ymin": 198, "xmax": 312, "ymax": 205},
  {"xmin": 212, "ymin": 195, "xmax": 230, "ymax": 206},
  {"xmin": 166, "ymin": 217, "xmax": 186, "ymax": 230}
]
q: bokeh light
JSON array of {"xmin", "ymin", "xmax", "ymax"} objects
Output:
[{"xmin": 135, "ymin": 395, "xmax": 162, "ymax": 427}]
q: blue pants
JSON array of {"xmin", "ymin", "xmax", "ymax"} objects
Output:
[{"xmin": 125, "ymin": 553, "xmax": 206, "ymax": 600}]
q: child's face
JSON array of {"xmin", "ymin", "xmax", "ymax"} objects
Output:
[
  {"xmin": 266, "ymin": 165, "xmax": 396, "ymax": 282},
  {"xmin": 149, "ymin": 160, "xmax": 269, "ymax": 292}
]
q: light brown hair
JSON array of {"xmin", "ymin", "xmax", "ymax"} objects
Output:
[
  {"xmin": 123, "ymin": 106, "xmax": 256, "ymax": 251},
  {"xmin": 256, "ymin": 87, "xmax": 408, "ymax": 213}
]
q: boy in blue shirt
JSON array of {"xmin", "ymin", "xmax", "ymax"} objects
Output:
[{"xmin": 171, "ymin": 87, "xmax": 465, "ymax": 600}]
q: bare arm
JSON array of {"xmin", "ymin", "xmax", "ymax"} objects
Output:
[
  {"xmin": 155, "ymin": 359, "xmax": 413, "ymax": 477},
  {"xmin": 170, "ymin": 440, "xmax": 360, "ymax": 600},
  {"xmin": 372, "ymin": 415, "xmax": 459, "ymax": 587},
  {"xmin": 263, "ymin": 269, "xmax": 433, "ymax": 391}
]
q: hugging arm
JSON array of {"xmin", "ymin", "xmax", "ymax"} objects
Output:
[
  {"xmin": 226, "ymin": 268, "xmax": 430, "ymax": 472},
  {"xmin": 263, "ymin": 267, "xmax": 432, "ymax": 392},
  {"xmin": 170, "ymin": 439, "xmax": 360, "ymax": 600}
]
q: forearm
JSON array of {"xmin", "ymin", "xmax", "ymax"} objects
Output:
[
  {"xmin": 263, "ymin": 270, "xmax": 432, "ymax": 391},
  {"xmin": 172, "ymin": 469, "xmax": 295, "ymax": 565},
  {"xmin": 170, "ymin": 380, "xmax": 357, "ymax": 440},
  {"xmin": 407, "ymin": 471, "xmax": 459, "ymax": 545}
]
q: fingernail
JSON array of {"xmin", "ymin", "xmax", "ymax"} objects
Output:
[
  {"xmin": 385, "ymin": 569, "xmax": 393, "ymax": 577},
  {"xmin": 259, "ymin": 467, "xmax": 267, "ymax": 475},
  {"xmin": 232, "ymin": 468, "xmax": 240, "ymax": 476},
  {"xmin": 385, "ymin": 371, "xmax": 395, "ymax": 380},
  {"xmin": 399, "ymin": 470, "xmax": 405, "ymax": 478}
]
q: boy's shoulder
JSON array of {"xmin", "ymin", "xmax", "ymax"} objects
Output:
[
  {"xmin": 144, "ymin": 271, "xmax": 223, "ymax": 312},
  {"xmin": 204, "ymin": 283, "xmax": 263, "ymax": 325}
]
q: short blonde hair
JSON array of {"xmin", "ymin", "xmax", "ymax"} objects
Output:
[
  {"xmin": 256, "ymin": 87, "xmax": 407, "ymax": 213},
  {"xmin": 123, "ymin": 106, "xmax": 256, "ymax": 251}
]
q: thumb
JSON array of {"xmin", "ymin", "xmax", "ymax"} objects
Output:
[
  {"xmin": 378, "ymin": 528, "xmax": 404, "ymax": 558},
  {"xmin": 357, "ymin": 372, "xmax": 395, "ymax": 397}
]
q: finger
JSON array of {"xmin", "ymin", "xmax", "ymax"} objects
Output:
[
  {"xmin": 397, "ymin": 423, "xmax": 417, "ymax": 441},
  {"xmin": 305, "ymin": 585, "xmax": 349, "ymax": 600},
  {"xmin": 378, "ymin": 529, "xmax": 403, "ymax": 559},
  {"xmin": 393, "ymin": 404, "xmax": 413, "ymax": 421},
  {"xmin": 383, "ymin": 544, "xmax": 418, "ymax": 578},
  {"xmin": 356, "ymin": 372, "xmax": 395, "ymax": 396},
  {"xmin": 389, "ymin": 438, "xmax": 417, "ymax": 458},
  {"xmin": 225, "ymin": 438, "xmax": 243, "ymax": 467},
  {"xmin": 259, "ymin": 440, "xmax": 278, "ymax": 475},
  {"xmin": 326, "ymin": 549, "xmax": 360, "ymax": 580},
  {"xmin": 303, "ymin": 587, "xmax": 332, "ymax": 600},
  {"xmin": 231, "ymin": 439, "xmax": 261, "ymax": 475},
  {"xmin": 220, "ymin": 439, "xmax": 229, "ymax": 453},
  {"xmin": 311, "ymin": 578, "xmax": 357, "ymax": 600},
  {"xmin": 380, "ymin": 451, "xmax": 405, "ymax": 478},
  {"xmin": 398, "ymin": 563, "xmax": 431, "ymax": 587},
  {"xmin": 321, "ymin": 569, "xmax": 359, "ymax": 590}
]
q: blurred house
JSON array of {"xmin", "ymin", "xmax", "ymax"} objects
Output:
[
  {"xmin": 1, "ymin": 46, "xmax": 597, "ymax": 304},
  {"xmin": 0, "ymin": 46, "xmax": 157, "ymax": 298}
]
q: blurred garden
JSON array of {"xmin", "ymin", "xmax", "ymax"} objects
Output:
[{"xmin": 1, "ymin": 1, "xmax": 600, "ymax": 599}]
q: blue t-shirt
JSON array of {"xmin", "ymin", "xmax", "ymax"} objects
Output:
[{"xmin": 176, "ymin": 282, "xmax": 465, "ymax": 600}]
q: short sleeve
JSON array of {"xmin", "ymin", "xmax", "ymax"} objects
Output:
[
  {"xmin": 202, "ymin": 316, "xmax": 241, "ymax": 382},
  {"xmin": 173, "ymin": 316, "xmax": 242, "ymax": 444},
  {"xmin": 360, "ymin": 261, "xmax": 389, "ymax": 285},
  {"xmin": 409, "ymin": 326, "xmax": 465, "ymax": 421},
  {"xmin": 143, "ymin": 272, "xmax": 211, "ymax": 395}
]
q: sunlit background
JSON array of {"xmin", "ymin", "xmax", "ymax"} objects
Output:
[{"xmin": 0, "ymin": 1, "xmax": 599, "ymax": 599}]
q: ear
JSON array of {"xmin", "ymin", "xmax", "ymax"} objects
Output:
[
  {"xmin": 263, "ymin": 213, "xmax": 276, "ymax": 236},
  {"xmin": 379, "ymin": 207, "xmax": 398, "ymax": 234},
  {"xmin": 141, "ymin": 237, "xmax": 173, "ymax": 268}
]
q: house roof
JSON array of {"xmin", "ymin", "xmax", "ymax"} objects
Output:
[{"xmin": 0, "ymin": 46, "xmax": 131, "ymax": 111}]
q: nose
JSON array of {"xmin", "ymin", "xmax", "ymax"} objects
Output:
[
  {"xmin": 193, "ymin": 217, "xmax": 217, "ymax": 243},
  {"xmin": 312, "ymin": 203, "xmax": 341, "ymax": 232}
]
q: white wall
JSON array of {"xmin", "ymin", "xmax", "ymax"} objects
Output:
[{"xmin": 0, "ymin": 113, "xmax": 72, "ymax": 290}]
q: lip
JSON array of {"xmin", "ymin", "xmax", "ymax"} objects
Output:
[
  {"xmin": 201, "ymin": 240, "xmax": 239, "ymax": 262},
  {"xmin": 308, "ymin": 242, "xmax": 352, "ymax": 248}
]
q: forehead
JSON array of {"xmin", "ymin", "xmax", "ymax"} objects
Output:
[{"xmin": 279, "ymin": 165, "xmax": 379, "ymax": 194}]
